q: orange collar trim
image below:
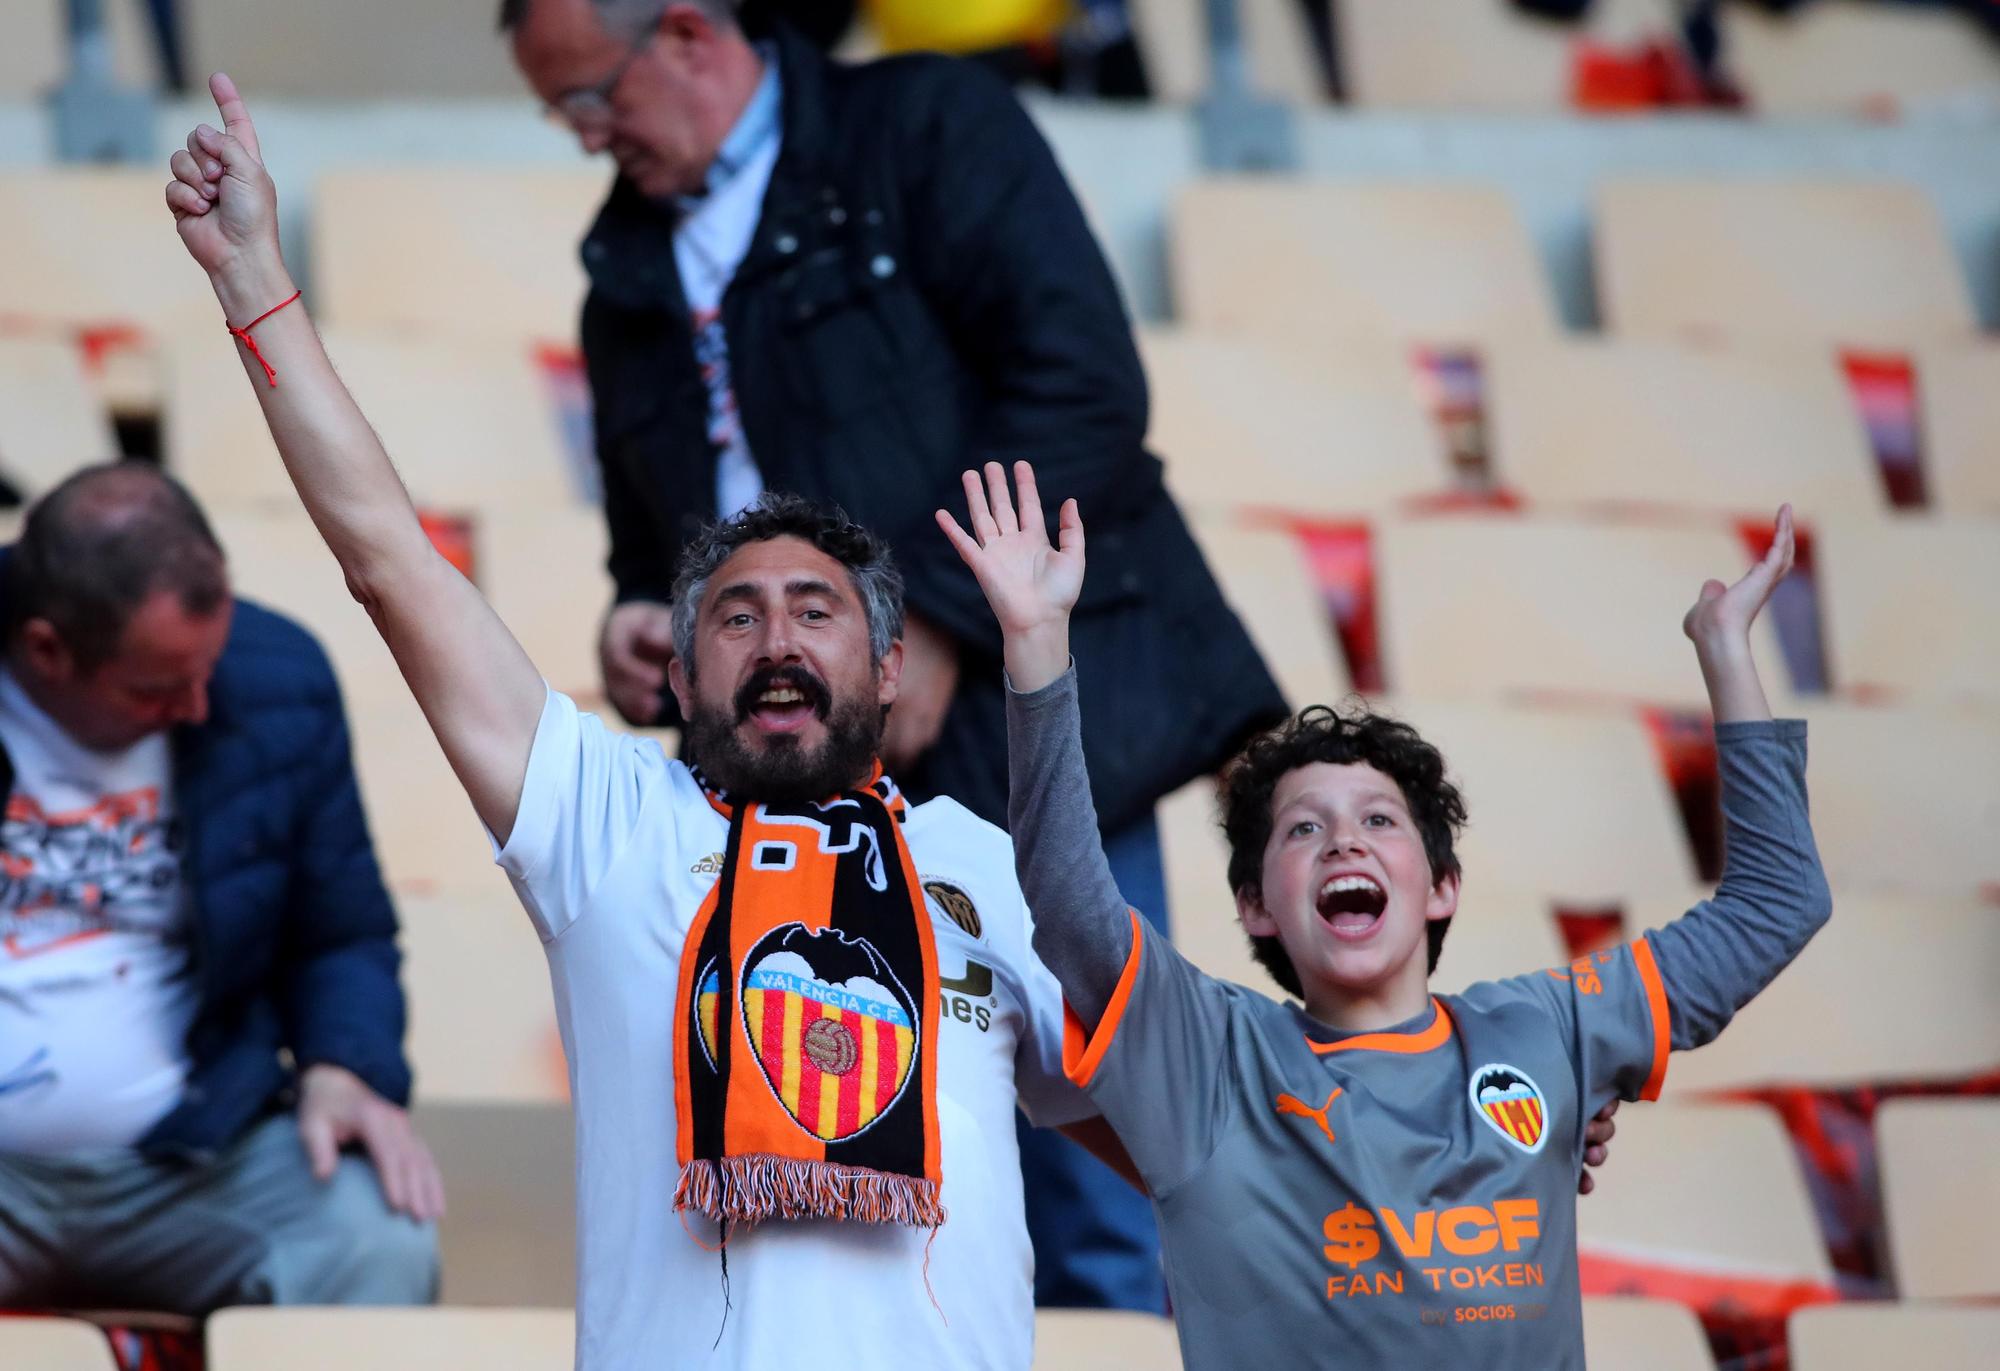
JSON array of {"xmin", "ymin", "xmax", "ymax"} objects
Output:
[{"xmin": 1306, "ymin": 997, "xmax": 1454, "ymax": 1057}]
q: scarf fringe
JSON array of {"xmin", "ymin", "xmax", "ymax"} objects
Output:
[{"xmin": 677, "ymin": 1156, "xmax": 946, "ymax": 1229}]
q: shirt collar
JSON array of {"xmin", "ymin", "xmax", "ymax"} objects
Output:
[{"xmin": 678, "ymin": 42, "xmax": 781, "ymax": 213}]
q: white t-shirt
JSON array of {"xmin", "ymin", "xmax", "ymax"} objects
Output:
[
  {"xmin": 495, "ymin": 688, "xmax": 1089, "ymax": 1371},
  {"xmin": 0, "ymin": 669, "xmax": 194, "ymax": 1153}
]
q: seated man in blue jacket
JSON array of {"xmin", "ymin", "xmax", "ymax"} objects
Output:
[{"xmin": 0, "ymin": 462, "xmax": 440, "ymax": 1314}]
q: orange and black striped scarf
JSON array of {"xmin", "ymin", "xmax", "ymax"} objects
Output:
[{"xmin": 673, "ymin": 766, "xmax": 944, "ymax": 1230}]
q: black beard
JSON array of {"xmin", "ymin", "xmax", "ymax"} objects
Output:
[{"xmin": 684, "ymin": 667, "xmax": 884, "ymax": 804}]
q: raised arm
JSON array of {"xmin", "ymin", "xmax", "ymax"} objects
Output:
[
  {"xmin": 165, "ymin": 75, "xmax": 544, "ymax": 842},
  {"xmin": 937, "ymin": 461, "xmax": 1133, "ymax": 1028}
]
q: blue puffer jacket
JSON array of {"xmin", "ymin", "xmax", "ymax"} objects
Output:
[{"xmin": 0, "ymin": 557, "xmax": 411, "ymax": 1163}]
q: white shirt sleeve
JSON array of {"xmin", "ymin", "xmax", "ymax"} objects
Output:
[{"xmin": 491, "ymin": 686, "xmax": 674, "ymax": 942}]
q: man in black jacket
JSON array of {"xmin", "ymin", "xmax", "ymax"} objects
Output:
[{"xmin": 505, "ymin": 0, "xmax": 1287, "ymax": 1310}]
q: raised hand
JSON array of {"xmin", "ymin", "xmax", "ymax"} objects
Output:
[
  {"xmin": 1684, "ymin": 503, "xmax": 1795, "ymax": 724},
  {"xmin": 164, "ymin": 73, "xmax": 281, "ymax": 280},
  {"xmin": 935, "ymin": 460, "xmax": 1083, "ymax": 694}
]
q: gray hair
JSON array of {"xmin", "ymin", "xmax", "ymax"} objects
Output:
[
  {"xmin": 669, "ymin": 492, "xmax": 904, "ymax": 681},
  {"xmin": 497, "ymin": 0, "xmax": 736, "ymax": 38}
]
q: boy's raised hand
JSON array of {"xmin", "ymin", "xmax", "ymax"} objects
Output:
[
  {"xmin": 936, "ymin": 460, "xmax": 1083, "ymax": 694},
  {"xmin": 1683, "ymin": 503, "xmax": 1795, "ymax": 724}
]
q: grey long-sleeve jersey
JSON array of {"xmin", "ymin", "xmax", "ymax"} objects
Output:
[{"xmin": 1006, "ymin": 668, "xmax": 1832, "ymax": 1370}]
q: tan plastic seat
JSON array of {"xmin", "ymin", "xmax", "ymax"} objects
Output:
[
  {"xmin": 1577, "ymin": 1101, "xmax": 1833, "ymax": 1289},
  {"xmin": 1127, "ymin": 0, "xmax": 1322, "ymax": 103},
  {"xmin": 1640, "ymin": 891, "xmax": 2000, "ymax": 1093},
  {"xmin": 1032, "ymin": 1308, "xmax": 1182, "ymax": 1369},
  {"xmin": 0, "ymin": 336, "xmax": 119, "ymax": 499},
  {"xmin": 1724, "ymin": 1, "xmax": 2000, "ymax": 117},
  {"xmin": 1157, "ymin": 777, "xmax": 1277, "ymax": 995},
  {"xmin": 1597, "ymin": 179, "xmax": 1977, "ymax": 349},
  {"xmin": 1171, "ymin": 181, "xmax": 1559, "ymax": 349},
  {"xmin": 1184, "ymin": 512, "xmax": 1350, "ymax": 712},
  {"xmin": 0, "ymin": 1317, "xmax": 116, "ymax": 1371},
  {"xmin": 399, "ymin": 889, "xmax": 566, "ymax": 1104},
  {"xmin": 1790, "ymin": 1304, "xmax": 2000, "ymax": 1371},
  {"xmin": 412, "ymin": 1101, "xmax": 577, "ymax": 1306},
  {"xmin": 314, "ymin": 168, "xmax": 610, "ymax": 344},
  {"xmin": 348, "ymin": 696, "xmax": 499, "ymax": 893},
  {"xmin": 1140, "ymin": 328, "xmax": 1451, "ymax": 516},
  {"xmin": 1373, "ymin": 513, "xmax": 1790, "ymax": 710},
  {"xmin": 480, "ymin": 508, "xmax": 616, "ymax": 709},
  {"xmin": 1429, "ymin": 888, "xmax": 1575, "ymax": 995},
  {"xmin": 175, "ymin": 0, "xmax": 525, "ymax": 98},
  {"xmin": 1795, "ymin": 703, "xmax": 2000, "ymax": 897},
  {"xmin": 167, "ymin": 328, "xmax": 581, "ymax": 519},
  {"xmin": 1338, "ymin": 0, "xmax": 1679, "ymax": 111},
  {"xmin": 207, "ymin": 1307, "xmax": 573, "ymax": 1371},
  {"xmin": 1877, "ymin": 1099, "xmax": 2000, "ymax": 1300},
  {"xmin": 1486, "ymin": 338, "xmax": 1881, "ymax": 516},
  {"xmin": 1581, "ymin": 1296, "xmax": 1715, "ymax": 1371},
  {"xmin": 1916, "ymin": 343, "xmax": 2000, "ymax": 516},
  {"xmin": 0, "ymin": 0, "xmax": 149, "ymax": 100},
  {"xmin": 1817, "ymin": 515, "xmax": 2000, "ymax": 709}
]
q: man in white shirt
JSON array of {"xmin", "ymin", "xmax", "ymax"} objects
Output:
[{"xmin": 167, "ymin": 77, "xmax": 1111, "ymax": 1370}]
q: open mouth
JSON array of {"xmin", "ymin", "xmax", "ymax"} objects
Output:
[
  {"xmin": 1316, "ymin": 874, "xmax": 1388, "ymax": 938},
  {"xmin": 736, "ymin": 669, "xmax": 829, "ymax": 736}
]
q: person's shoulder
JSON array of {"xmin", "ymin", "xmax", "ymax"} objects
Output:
[
  {"xmin": 834, "ymin": 44, "xmax": 1025, "ymax": 128},
  {"xmin": 904, "ymin": 792, "xmax": 1015, "ymax": 867},
  {"xmin": 214, "ymin": 598, "xmax": 339, "ymax": 703}
]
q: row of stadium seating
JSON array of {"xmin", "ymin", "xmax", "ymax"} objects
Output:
[{"xmin": 6, "ymin": 1292, "xmax": 1996, "ymax": 1368}]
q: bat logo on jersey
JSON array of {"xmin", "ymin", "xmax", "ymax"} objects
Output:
[
  {"xmin": 737, "ymin": 923, "xmax": 919, "ymax": 1142},
  {"xmin": 1469, "ymin": 1063, "xmax": 1547, "ymax": 1154}
]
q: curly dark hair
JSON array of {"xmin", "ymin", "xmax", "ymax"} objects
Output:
[{"xmin": 1219, "ymin": 703, "xmax": 1468, "ymax": 998}]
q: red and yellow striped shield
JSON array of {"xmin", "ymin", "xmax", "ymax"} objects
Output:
[
  {"xmin": 741, "ymin": 964, "xmax": 917, "ymax": 1142},
  {"xmin": 1470, "ymin": 1063, "xmax": 1548, "ymax": 1154}
]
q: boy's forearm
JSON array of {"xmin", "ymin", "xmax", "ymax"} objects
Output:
[{"xmin": 1693, "ymin": 634, "xmax": 1772, "ymax": 724}]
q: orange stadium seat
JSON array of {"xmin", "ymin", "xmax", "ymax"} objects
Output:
[
  {"xmin": 1791, "ymin": 703, "xmax": 2000, "ymax": 898},
  {"xmin": 1139, "ymin": 328, "xmax": 1452, "ymax": 516},
  {"xmin": 1183, "ymin": 512, "xmax": 1351, "ymax": 711},
  {"xmin": 1789, "ymin": 1304, "xmax": 2000, "ymax": 1371},
  {"xmin": 1372, "ymin": 513, "xmax": 1790, "ymax": 709},
  {"xmin": 1639, "ymin": 891, "xmax": 2000, "ymax": 1093},
  {"xmin": 207, "ymin": 1307, "xmax": 573, "ymax": 1371},
  {"xmin": 313, "ymin": 168, "xmax": 610, "ymax": 345},
  {"xmin": 1575, "ymin": 1101, "xmax": 1833, "ymax": 1296},
  {"xmin": 1337, "ymin": 0, "xmax": 1680, "ymax": 111},
  {"xmin": 398, "ymin": 889, "xmax": 566, "ymax": 1105},
  {"xmin": 412, "ymin": 1102, "xmax": 577, "ymax": 1307},
  {"xmin": 1485, "ymin": 338, "xmax": 1882, "ymax": 516},
  {"xmin": 1032, "ymin": 1308, "xmax": 1182, "ymax": 1369},
  {"xmin": 1723, "ymin": 1, "xmax": 2000, "ymax": 117},
  {"xmin": 1596, "ymin": 179, "xmax": 1977, "ymax": 349},
  {"xmin": 0, "ymin": 1317, "xmax": 116, "ymax": 1371},
  {"xmin": 1580, "ymin": 1296, "xmax": 1715, "ymax": 1371},
  {"xmin": 1817, "ymin": 515, "xmax": 2000, "ymax": 709},
  {"xmin": 1170, "ymin": 181, "xmax": 1559, "ymax": 348},
  {"xmin": 1916, "ymin": 344, "xmax": 2000, "ymax": 516},
  {"xmin": 1876, "ymin": 1099, "xmax": 2000, "ymax": 1301},
  {"xmin": 166, "ymin": 328, "xmax": 583, "ymax": 518},
  {"xmin": 0, "ymin": 336, "xmax": 119, "ymax": 499}
]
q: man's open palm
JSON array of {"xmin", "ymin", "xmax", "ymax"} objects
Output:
[{"xmin": 165, "ymin": 73, "xmax": 279, "ymax": 276}]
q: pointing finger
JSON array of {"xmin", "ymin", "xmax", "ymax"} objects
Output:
[{"xmin": 209, "ymin": 72, "xmax": 262, "ymax": 161}]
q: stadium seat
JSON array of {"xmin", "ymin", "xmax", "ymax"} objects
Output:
[
  {"xmin": 1429, "ymin": 889, "xmax": 1575, "ymax": 995},
  {"xmin": 1485, "ymin": 338, "xmax": 1882, "ymax": 516},
  {"xmin": 1337, "ymin": 0, "xmax": 1679, "ymax": 111},
  {"xmin": 1917, "ymin": 343, "xmax": 2000, "ymax": 516},
  {"xmin": 1127, "ymin": 0, "xmax": 1322, "ymax": 103},
  {"xmin": 1580, "ymin": 1296, "xmax": 1714, "ymax": 1371},
  {"xmin": 1576, "ymin": 1101, "xmax": 1834, "ymax": 1294},
  {"xmin": 348, "ymin": 695, "xmax": 498, "ymax": 893},
  {"xmin": 167, "ymin": 328, "xmax": 582, "ymax": 518},
  {"xmin": 1817, "ymin": 515, "xmax": 2000, "ymax": 708},
  {"xmin": 313, "ymin": 168, "xmax": 609, "ymax": 344},
  {"xmin": 1640, "ymin": 891, "xmax": 2000, "ymax": 1093},
  {"xmin": 206, "ymin": 1307, "xmax": 573, "ymax": 1371},
  {"xmin": 1789, "ymin": 1304, "xmax": 2000, "ymax": 1371},
  {"xmin": 1876, "ymin": 1099, "xmax": 2000, "ymax": 1301},
  {"xmin": 1139, "ymin": 328, "xmax": 1452, "ymax": 516},
  {"xmin": 1724, "ymin": 0, "xmax": 2000, "ymax": 118},
  {"xmin": 1794, "ymin": 703, "xmax": 2000, "ymax": 898},
  {"xmin": 1373, "ymin": 514, "xmax": 1790, "ymax": 709},
  {"xmin": 411, "ymin": 1101, "xmax": 577, "ymax": 1306},
  {"xmin": 1157, "ymin": 777, "xmax": 1274, "ymax": 994},
  {"xmin": 0, "ymin": 1317, "xmax": 116, "ymax": 1371},
  {"xmin": 0, "ymin": 336, "xmax": 118, "ymax": 499},
  {"xmin": 1032, "ymin": 1308, "xmax": 1181, "ymax": 1369},
  {"xmin": 1596, "ymin": 179, "xmax": 1977, "ymax": 349},
  {"xmin": 1183, "ymin": 512, "xmax": 1351, "ymax": 711},
  {"xmin": 399, "ymin": 889, "xmax": 566, "ymax": 1104},
  {"xmin": 480, "ymin": 507, "xmax": 616, "ymax": 708},
  {"xmin": 0, "ymin": 0, "xmax": 150, "ymax": 100},
  {"xmin": 1170, "ymin": 181, "xmax": 1559, "ymax": 348}
]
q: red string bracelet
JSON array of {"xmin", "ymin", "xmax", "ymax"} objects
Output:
[{"xmin": 226, "ymin": 288, "xmax": 302, "ymax": 388}]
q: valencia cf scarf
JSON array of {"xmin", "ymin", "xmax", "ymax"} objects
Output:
[{"xmin": 673, "ymin": 766, "xmax": 944, "ymax": 1230}]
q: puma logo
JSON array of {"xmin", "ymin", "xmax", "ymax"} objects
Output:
[{"xmin": 1275, "ymin": 1086, "xmax": 1344, "ymax": 1145}]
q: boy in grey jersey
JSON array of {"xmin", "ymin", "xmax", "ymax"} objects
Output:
[{"xmin": 937, "ymin": 463, "xmax": 1832, "ymax": 1369}]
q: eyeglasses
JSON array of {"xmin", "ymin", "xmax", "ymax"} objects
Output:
[{"xmin": 547, "ymin": 20, "xmax": 656, "ymax": 131}]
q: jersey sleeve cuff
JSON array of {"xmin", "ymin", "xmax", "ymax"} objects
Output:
[
  {"xmin": 1061, "ymin": 908, "xmax": 1145, "ymax": 1088},
  {"xmin": 1631, "ymin": 935, "xmax": 1672, "ymax": 1101}
]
